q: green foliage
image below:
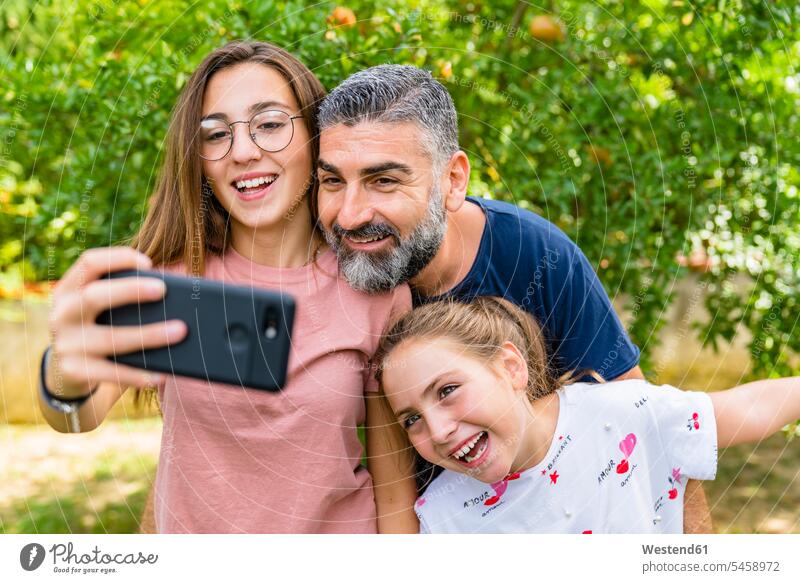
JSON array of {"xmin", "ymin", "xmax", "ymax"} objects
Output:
[{"xmin": 1, "ymin": 0, "xmax": 798, "ymax": 379}]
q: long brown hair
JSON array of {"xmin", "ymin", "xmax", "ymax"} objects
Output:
[
  {"xmin": 133, "ymin": 40, "xmax": 327, "ymax": 274},
  {"xmin": 374, "ymin": 297, "xmax": 562, "ymax": 403}
]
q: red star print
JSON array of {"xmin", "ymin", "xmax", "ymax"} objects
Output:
[
  {"xmin": 541, "ymin": 469, "xmax": 547, "ymax": 476},
  {"xmin": 550, "ymin": 471, "xmax": 559, "ymax": 484},
  {"xmin": 559, "ymin": 435, "xmax": 563, "ymax": 440}
]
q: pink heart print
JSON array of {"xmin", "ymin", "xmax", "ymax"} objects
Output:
[
  {"xmin": 490, "ymin": 480, "xmax": 509, "ymax": 498},
  {"xmin": 483, "ymin": 480, "xmax": 508, "ymax": 506},
  {"xmin": 484, "ymin": 474, "xmax": 521, "ymax": 506},
  {"xmin": 619, "ymin": 433, "xmax": 637, "ymax": 459}
]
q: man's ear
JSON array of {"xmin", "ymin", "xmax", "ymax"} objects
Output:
[
  {"xmin": 441, "ymin": 151, "xmax": 470, "ymax": 212},
  {"xmin": 497, "ymin": 341, "xmax": 529, "ymax": 392}
]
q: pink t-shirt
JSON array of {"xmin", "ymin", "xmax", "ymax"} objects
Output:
[{"xmin": 154, "ymin": 247, "xmax": 410, "ymax": 533}]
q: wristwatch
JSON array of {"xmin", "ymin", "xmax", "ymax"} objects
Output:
[{"xmin": 39, "ymin": 347, "xmax": 98, "ymax": 433}]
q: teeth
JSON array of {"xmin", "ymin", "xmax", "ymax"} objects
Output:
[
  {"xmin": 464, "ymin": 439, "xmax": 488, "ymax": 463},
  {"xmin": 349, "ymin": 235, "xmax": 386, "ymax": 244},
  {"xmin": 453, "ymin": 432, "xmax": 485, "ymax": 460},
  {"xmin": 236, "ymin": 175, "xmax": 276, "ymax": 189}
]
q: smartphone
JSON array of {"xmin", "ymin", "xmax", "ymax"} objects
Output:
[{"xmin": 96, "ymin": 270, "xmax": 295, "ymax": 391}]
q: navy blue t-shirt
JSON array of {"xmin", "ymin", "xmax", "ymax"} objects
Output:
[{"xmin": 413, "ymin": 197, "xmax": 639, "ymax": 382}]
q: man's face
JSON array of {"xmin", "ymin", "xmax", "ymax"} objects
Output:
[{"xmin": 317, "ymin": 122, "xmax": 447, "ymax": 293}]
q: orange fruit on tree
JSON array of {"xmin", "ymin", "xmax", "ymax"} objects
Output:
[
  {"xmin": 677, "ymin": 249, "xmax": 713, "ymax": 273},
  {"xmin": 587, "ymin": 145, "xmax": 612, "ymax": 167},
  {"xmin": 439, "ymin": 62, "xmax": 453, "ymax": 79},
  {"xmin": 528, "ymin": 15, "xmax": 565, "ymax": 42},
  {"xmin": 328, "ymin": 6, "xmax": 356, "ymax": 27}
]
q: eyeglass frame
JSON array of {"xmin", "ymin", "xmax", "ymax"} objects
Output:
[{"xmin": 198, "ymin": 110, "xmax": 305, "ymax": 161}]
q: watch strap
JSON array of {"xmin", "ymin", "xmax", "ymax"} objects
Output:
[{"xmin": 39, "ymin": 346, "xmax": 98, "ymax": 432}]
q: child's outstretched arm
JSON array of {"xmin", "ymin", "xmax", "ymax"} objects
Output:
[{"xmin": 711, "ymin": 377, "xmax": 800, "ymax": 447}]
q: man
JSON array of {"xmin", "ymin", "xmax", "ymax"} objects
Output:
[{"xmin": 314, "ymin": 64, "xmax": 712, "ymax": 533}]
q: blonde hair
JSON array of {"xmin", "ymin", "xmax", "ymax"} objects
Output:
[{"xmin": 375, "ymin": 296, "xmax": 565, "ymax": 403}]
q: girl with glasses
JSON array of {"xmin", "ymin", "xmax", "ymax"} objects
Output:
[{"xmin": 39, "ymin": 41, "xmax": 417, "ymax": 533}]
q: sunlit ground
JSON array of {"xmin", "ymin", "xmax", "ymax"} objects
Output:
[
  {"xmin": 1, "ymin": 418, "xmax": 160, "ymax": 534},
  {"xmin": 709, "ymin": 435, "xmax": 799, "ymax": 533}
]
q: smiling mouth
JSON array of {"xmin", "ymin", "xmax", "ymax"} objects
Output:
[
  {"xmin": 232, "ymin": 174, "xmax": 278, "ymax": 195},
  {"xmin": 333, "ymin": 222, "xmax": 399, "ymax": 250},
  {"xmin": 451, "ymin": 431, "xmax": 488, "ymax": 464}
]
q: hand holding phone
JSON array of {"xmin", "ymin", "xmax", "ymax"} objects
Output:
[
  {"xmin": 46, "ymin": 247, "xmax": 187, "ymax": 397},
  {"xmin": 96, "ymin": 269, "xmax": 295, "ymax": 391}
]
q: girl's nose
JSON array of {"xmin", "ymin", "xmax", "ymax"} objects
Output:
[
  {"xmin": 230, "ymin": 124, "xmax": 262, "ymax": 164},
  {"xmin": 426, "ymin": 410, "xmax": 457, "ymax": 445}
]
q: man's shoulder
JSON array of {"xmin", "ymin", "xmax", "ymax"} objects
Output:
[{"xmin": 469, "ymin": 196, "xmax": 577, "ymax": 253}]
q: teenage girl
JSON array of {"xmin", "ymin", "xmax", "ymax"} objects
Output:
[
  {"xmin": 375, "ymin": 296, "xmax": 798, "ymax": 533},
  {"xmin": 40, "ymin": 41, "xmax": 417, "ymax": 533}
]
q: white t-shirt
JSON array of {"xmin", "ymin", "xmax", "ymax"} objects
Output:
[{"xmin": 415, "ymin": 380, "xmax": 717, "ymax": 534}]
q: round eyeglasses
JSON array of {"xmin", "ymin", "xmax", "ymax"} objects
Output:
[{"xmin": 199, "ymin": 110, "xmax": 304, "ymax": 161}]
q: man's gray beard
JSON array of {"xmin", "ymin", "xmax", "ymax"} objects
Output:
[{"xmin": 325, "ymin": 186, "xmax": 447, "ymax": 294}]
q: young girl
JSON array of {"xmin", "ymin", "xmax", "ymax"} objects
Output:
[
  {"xmin": 375, "ymin": 296, "xmax": 799, "ymax": 533},
  {"xmin": 40, "ymin": 41, "xmax": 417, "ymax": 533}
]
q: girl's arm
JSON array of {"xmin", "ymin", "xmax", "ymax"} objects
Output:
[
  {"xmin": 39, "ymin": 378, "xmax": 128, "ymax": 433},
  {"xmin": 710, "ymin": 377, "xmax": 800, "ymax": 447},
  {"xmin": 365, "ymin": 393, "xmax": 419, "ymax": 533}
]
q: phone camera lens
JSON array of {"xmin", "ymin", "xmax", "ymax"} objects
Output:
[{"xmin": 264, "ymin": 307, "xmax": 279, "ymax": 340}]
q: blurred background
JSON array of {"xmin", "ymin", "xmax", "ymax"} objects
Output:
[{"xmin": 0, "ymin": 0, "xmax": 797, "ymax": 533}]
